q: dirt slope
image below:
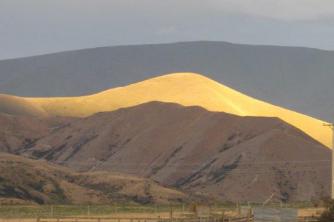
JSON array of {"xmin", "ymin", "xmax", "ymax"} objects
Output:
[
  {"xmin": 0, "ymin": 113, "xmax": 72, "ymax": 153},
  {"xmin": 24, "ymin": 102, "xmax": 330, "ymax": 202},
  {"xmin": 0, "ymin": 152, "xmax": 189, "ymax": 205}
]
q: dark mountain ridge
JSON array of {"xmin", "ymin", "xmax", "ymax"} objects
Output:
[{"xmin": 0, "ymin": 41, "xmax": 334, "ymax": 120}]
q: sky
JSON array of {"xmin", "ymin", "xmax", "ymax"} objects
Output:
[{"xmin": 1, "ymin": 0, "xmax": 334, "ymax": 59}]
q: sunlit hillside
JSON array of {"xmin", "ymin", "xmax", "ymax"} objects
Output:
[
  {"xmin": 12, "ymin": 72, "xmax": 332, "ymax": 147},
  {"xmin": 0, "ymin": 94, "xmax": 47, "ymax": 117}
]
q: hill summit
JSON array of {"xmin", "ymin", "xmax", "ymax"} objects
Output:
[{"xmin": 0, "ymin": 72, "xmax": 331, "ymax": 147}]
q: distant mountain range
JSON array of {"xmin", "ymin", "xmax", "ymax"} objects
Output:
[
  {"xmin": 0, "ymin": 41, "xmax": 333, "ymax": 121},
  {"xmin": 0, "ymin": 73, "xmax": 331, "ymax": 203}
]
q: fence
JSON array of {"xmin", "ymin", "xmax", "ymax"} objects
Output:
[
  {"xmin": 297, "ymin": 216, "xmax": 320, "ymax": 222},
  {"xmin": 37, "ymin": 215, "xmax": 254, "ymax": 222}
]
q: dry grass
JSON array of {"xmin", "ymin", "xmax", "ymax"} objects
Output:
[{"xmin": 298, "ymin": 207, "xmax": 325, "ymax": 217}]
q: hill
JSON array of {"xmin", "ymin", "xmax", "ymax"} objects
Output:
[
  {"xmin": 0, "ymin": 153, "xmax": 189, "ymax": 205},
  {"xmin": 0, "ymin": 94, "xmax": 47, "ymax": 117},
  {"xmin": 23, "ymin": 73, "xmax": 331, "ymax": 148},
  {"xmin": 0, "ymin": 41, "xmax": 334, "ymax": 120},
  {"xmin": 22, "ymin": 102, "xmax": 331, "ymax": 202},
  {"xmin": 0, "ymin": 113, "xmax": 72, "ymax": 153}
]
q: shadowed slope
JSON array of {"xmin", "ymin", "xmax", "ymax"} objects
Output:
[
  {"xmin": 25, "ymin": 73, "xmax": 331, "ymax": 147},
  {"xmin": 0, "ymin": 113, "xmax": 48, "ymax": 153},
  {"xmin": 24, "ymin": 102, "xmax": 330, "ymax": 202},
  {"xmin": 0, "ymin": 113, "xmax": 73, "ymax": 153},
  {"xmin": 0, "ymin": 153, "xmax": 189, "ymax": 204}
]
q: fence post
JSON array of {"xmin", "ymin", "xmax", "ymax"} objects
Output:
[
  {"xmin": 170, "ymin": 205, "xmax": 173, "ymax": 222},
  {"xmin": 50, "ymin": 205, "xmax": 54, "ymax": 218},
  {"xmin": 247, "ymin": 208, "xmax": 251, "ymax": 222}
]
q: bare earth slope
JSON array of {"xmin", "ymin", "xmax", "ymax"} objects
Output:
[
  {"xmin": 24, "ymin": 102, "xmax": 330, "ymax": 202},
  {"xmin": 24, "ymin": 73, "xmax": 331, "ymax": 148},
  {"xmin": 0, "ymin": 153, "xmax": 188, "ymax": 205},
  {"xmin": 0, "ymin": 113, "xmax": 73, "ymax": 153}
]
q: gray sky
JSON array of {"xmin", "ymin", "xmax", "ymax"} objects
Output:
[{"xmin": 1, "ymin": 0, "xmax": 334, "ymax": 59}]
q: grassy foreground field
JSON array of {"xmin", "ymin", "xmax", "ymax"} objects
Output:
[
  {"xmin": 0, "ymin": 205, "xmax": 169, "ymax": 218},
  {"xmin": 0, "ymin": 204, "xmax": 242, "ymax": 219},
  {"xmin": 0, "ymin": 202, "xmax": 321, "ymax": 219}
]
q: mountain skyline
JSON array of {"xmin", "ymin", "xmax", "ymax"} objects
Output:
[
  {"xmin": 2, "ymin": 0, "xmax": 334, "ymax": 60},
  {"xmin": 1, "ymin": 41, "xmax": 334, "ymax": 122}
]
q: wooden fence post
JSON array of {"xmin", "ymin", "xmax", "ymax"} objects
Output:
[
  {"xmin": 50, "ymin": 205, "xmax": 54, "ymax": 218},
  {"xmin": 170, "ymin": 205, "xmax": 173, "ymax": 222},
  {"xmin": 247, "ymin": 208, "xmax": 251, "ymax": 222}
]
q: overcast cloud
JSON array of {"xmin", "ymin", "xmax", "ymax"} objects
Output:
[
  {"xmin": 208, "ymin": 0, "xmax": 334, "ymax": 20},
  {"xmin": 0, "ymin": 0, "xmax": 334, "ymax": 59}
]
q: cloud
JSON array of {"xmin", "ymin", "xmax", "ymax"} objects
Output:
[
  {"xmin": 156, "ymin": 26, "xmax": 177, "ymax": 35},
  {"xmin": 207, "ymin": 0, "xmax": 334, "ymax": 21},
  {"xmin": 1, "ymin": 0, "xmax": 334, "ymax": 59},
  {"xmin": 3, "ymin": 0, "xmax": 333, "ymax": 21}
]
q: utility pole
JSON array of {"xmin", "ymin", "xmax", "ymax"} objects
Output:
[{"xmin": 324, "ymin": 123, "xmax": 334, "ymax": 199}]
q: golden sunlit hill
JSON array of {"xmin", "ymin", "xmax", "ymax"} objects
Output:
[
  {"xmin": 21, "ymin": 73, "xmax": 331, "ymax": 148},
  {"xmin": 0, "ymin": 94, "xmax": 47, "ymax": 117}
]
